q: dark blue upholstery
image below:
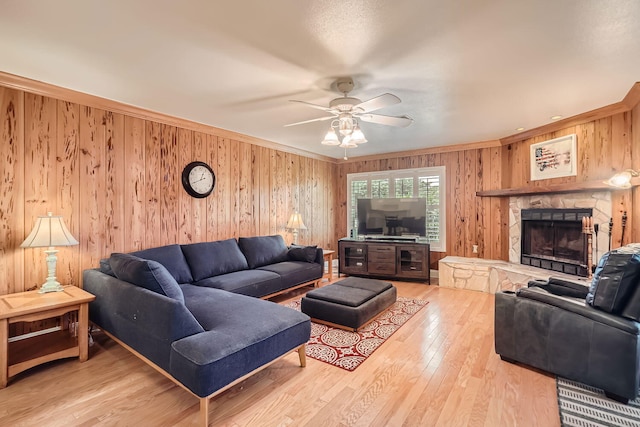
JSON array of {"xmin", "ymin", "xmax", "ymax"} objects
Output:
[
  {"xmin": 258, "ymin": 261, "xmax": 323, "ymax": 292},
  {"xmin": 288, "ymin": 246, "xmax": 318, "ymax": 262},
  {"xmin": 172, "ymin": 286, "xmax": 311, "ymax": 397},
  {"xmin": 195, "ymin": 269, "xmax": 282, "ymax": 297},
  {"xmin": 83, "ymin": 269, "xmax": 204, "ymax": 371},
  {"xmin": 109, "ymin": 253, "xmax": 185, "ymax": 302},
  {"xmin": 85, "ymin": 235, "xmax": 322, "ymax": 403},
  {"xmin": 238, "ymin": 235, "xmax": 289, "ymax": 268},
  {"xmin": 132, "ymin": 244, "xmax": 193, "ymax": 284},
  {"xmin": 181, "ymin": 239, "xmax": 249, "ymax": 281}
]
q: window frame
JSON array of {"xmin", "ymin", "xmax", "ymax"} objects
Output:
[{"xmin": 346, "ymin": 166, "xmax": 446, "ymax": 252}]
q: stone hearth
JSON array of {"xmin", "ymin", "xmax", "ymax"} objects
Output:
[{"xmin": 438, "ymin": 256, "xmax": 590, "ymax": 293}]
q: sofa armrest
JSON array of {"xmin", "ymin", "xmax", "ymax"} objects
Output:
[
  {"xmin": 83, "ymin": 269, "xmax": 204, "ymax": 371},
  {"xmin": 527, "ymin": 276, "xmax": 590, "ymax": 299},
  {"xmin": 314, "ymin": 247, "xmax": 324, "ymax": 265},
  {"xmin": 495, "ymin": 289, "xmax": 640, "ymax": 400},
  {"xmin": 518, "ymin": 287, "xmax": 639, "ymax": 334}
]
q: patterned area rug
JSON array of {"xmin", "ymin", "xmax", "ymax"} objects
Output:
[
  {"xmin": 285, "ymin": 297, "xmax": 428, "ymax": 371},
  {"xmin": 557, "ymin": 378, "xmax": 640, "ymax": 426}
]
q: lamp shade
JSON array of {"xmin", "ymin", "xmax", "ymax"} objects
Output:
[
  {"xmin": 21, "ymin": 212, "xmax": 79, "ymax": 248},
  {"xmin": 286, "ymin": 212, "xmax": 307, "ymax": 230}
]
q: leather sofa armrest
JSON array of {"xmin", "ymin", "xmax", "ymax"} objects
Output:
[
  {"xmin": 314, "ymin": 247, "xmax": 324, "ymax": 265},
  {"xmin": 527, "ymin": 276, "xmax": 590, "ymax": 299},
  {"xmin": 517, "ymin": 287, "xmax": 639, "ymax": 335}
]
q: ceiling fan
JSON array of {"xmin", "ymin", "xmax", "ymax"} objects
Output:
[{"xmin": 285, "ymin": 77, "xmax": 412, "ymax": 156}]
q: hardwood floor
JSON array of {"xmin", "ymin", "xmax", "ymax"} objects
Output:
[{"xmin": 0, "ymin": 280, "xmax": 559, "ymax": 426}]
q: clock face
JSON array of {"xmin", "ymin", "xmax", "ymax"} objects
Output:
[{"xmin": 181, "ymin": 161, "xmax": 215, "ymax": 198}]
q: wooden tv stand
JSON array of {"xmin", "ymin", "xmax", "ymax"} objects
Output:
[{"xmin": 338, "ymin": 238, "xmax": 430, "ymax": 283}]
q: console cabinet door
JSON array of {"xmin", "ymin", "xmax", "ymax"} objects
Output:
[
  {"xmin": 339, "ymin": 242, "xmax": 367, "ymax": 274},
  {"xmin": 396, "ymin": 245, "xmax": 428, "ymax": 279}
]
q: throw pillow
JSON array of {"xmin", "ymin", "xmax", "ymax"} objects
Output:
[
  {"xmin": 181, "ymin": 239, "xmax": 249, "ymax": 281},
  {"xmin": 109, "ymin": 253, "xmax": 185, "ymax": 302},
  {"xmin": 238, "ymin": 235, "xmax": 289, "ymax": 269},
  {"xmin": 288, "ymin": 246, "xmax": 317, "ymax": 263},
  {"xmin": 131, "ymin": 244, "xmax": 193, "ymax": 284}
]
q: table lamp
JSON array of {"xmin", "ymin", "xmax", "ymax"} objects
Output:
[
  {"xmin": 21, "ymin": 212, "xmax": 79, "ymax": 293},
  {"xmin": 286, "ymin": 212, "xmax": 307, "ymax": 245}
]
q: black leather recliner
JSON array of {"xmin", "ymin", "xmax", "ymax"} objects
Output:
[{"xmin": 495, "ymin": 249, "xmax": 640, "ymax": 403}]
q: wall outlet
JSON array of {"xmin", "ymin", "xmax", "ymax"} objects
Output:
[{"xmin": 472, "ymin": 244, "xmax": 478, "ymax": 253}]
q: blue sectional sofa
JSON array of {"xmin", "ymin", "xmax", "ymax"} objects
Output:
[{"xmin": 83, "ymin": 235, "xmax": 322, "ymax": 426}]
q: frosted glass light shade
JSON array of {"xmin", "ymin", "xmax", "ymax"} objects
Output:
[
  {"xmin": 350, "ymin": 125, "xmax": 367, "ymax": 144},
  {"xmin": 321, "ymin": 128, "xmax": 340, "ymax": 145}
]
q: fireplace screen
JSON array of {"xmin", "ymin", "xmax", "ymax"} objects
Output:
[{"xmin": 520, "ymin": 208, "xmax": 591, "ymax": 276}]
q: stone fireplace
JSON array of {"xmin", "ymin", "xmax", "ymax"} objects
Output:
[
  {"xmin": 509, "ymin": 192, "xmax": 611, "ymax": 276},
  {"xmin": 520, "ymin": 208, "xmax": 591, "ymax": 276}
]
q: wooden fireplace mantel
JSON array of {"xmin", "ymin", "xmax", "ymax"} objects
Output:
[{"xmin": 476, "ymin": 177, "xmax": 640, "ymax": 197}]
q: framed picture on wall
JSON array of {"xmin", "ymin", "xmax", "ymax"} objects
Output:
[{"xmin": 530, "ymin": 134, "xmax": 577, "ymax": 181}]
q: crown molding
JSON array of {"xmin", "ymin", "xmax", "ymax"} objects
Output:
[
  {"xmin": 336, "ymin": 139, "xmax": 502, "ymax": 164},
  {"xmin": 500, "ymin": 82, "xmax": 640, "ymax": 146},
  {"xmin": 0, "ymin": 71, "xmax": 336, "ymax": 163}
]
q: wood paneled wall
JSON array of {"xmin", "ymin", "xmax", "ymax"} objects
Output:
[
  {"xmin": 337, "ymin": 96, "xmax": 639, "ymax": 267},
  {"xmin": 335, "ymin": 147, "xmax": 506, "ymax": 269},
  {"xmin": 0, "ymin": 87, "xmax": 336, "ymax": 295},
  {"xmin": 501, "ymin": 110, "xmax": 638, "ymax": 247}
]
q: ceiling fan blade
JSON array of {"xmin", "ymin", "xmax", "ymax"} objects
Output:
[
  {"xmin": 358, "ymin": 113, "xmax": 413, "ymax": 127},
  {"xmin": 289, "ymin": 100, "xmax": 334, "ymax": 113},
  {"xmin": 284, "ymin": 115, "xmax": 335, "ymax": 127},
  {"xmin": 354, "ymin": 93, "xmax": 401, "ymax": 113}
]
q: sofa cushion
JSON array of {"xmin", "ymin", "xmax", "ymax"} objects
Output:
[
  {"xmin": 238, "ymin": 235, "xmax": 289, "ymax": 269},
  {"xmin": 288, "ymin": 245, "xmax": 318, "ymax": 263},
  {"xmin": 258, "ymin": 261, "xmax": 322, "ymax": 289},
  {"xmin": 194, "ymin": 270, "xmax": 283, "ymax": 298},
  {"xmin": 181, "ymin": 239, "xmax": 249, "ymax": 281},
  {"xmin": 587, "ymin": 246, "xmax": 640, "ymax": 314},
  {"xmin": 171, "ymin": 287, "xmax": 311, "ymax": 397},
  {"xmin": 109, "ymin": 253, "xmax": 185, "ymax": 302},
  {"xmin": 132, "ymin": 244, "xmax": 193, "ymax": 284}
]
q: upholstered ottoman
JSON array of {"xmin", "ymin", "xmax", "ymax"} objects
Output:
[{"xmin": 300, "ymin": 277, "xmax": 397, "ymax": 331}]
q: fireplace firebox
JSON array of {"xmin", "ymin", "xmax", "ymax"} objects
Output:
[{"xmin": 520, "ymin": 208, "xmax": 591, "ymax": 277}]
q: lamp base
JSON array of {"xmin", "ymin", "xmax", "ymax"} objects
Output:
[
  {"xmin": 39, "ymin": 280, "xmax": 64, "ymax": 293},
  {"xmin": 39, "ymin": 248, "xmax": 64, "ymax": 293}
]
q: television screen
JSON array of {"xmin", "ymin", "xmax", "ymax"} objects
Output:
[{"xmin": 357, "ymin": 198, "xmax": 427, "ymax": 237}]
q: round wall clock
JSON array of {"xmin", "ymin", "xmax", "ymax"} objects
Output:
[{"xmin": 181, "ymin": 161, "xmax": 216, "ymax": 198}]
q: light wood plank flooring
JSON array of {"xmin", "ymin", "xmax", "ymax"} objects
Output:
[{"xmin": 0, "ymin": 280, "xmax": 559, "ymax": 426}]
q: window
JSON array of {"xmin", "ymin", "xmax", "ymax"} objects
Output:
[{"xmin": 346, "ymin": 166, "xmax": 446, "ymax": 252}]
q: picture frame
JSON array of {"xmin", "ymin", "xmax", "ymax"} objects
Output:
[{"xmin": 530, "ymin": 134, "xmax": 577, "ymax": 181}]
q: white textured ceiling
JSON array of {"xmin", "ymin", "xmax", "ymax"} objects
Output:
[{"xmin": 1, "ymin": 0, "xmax": 640, "ymax": 159}]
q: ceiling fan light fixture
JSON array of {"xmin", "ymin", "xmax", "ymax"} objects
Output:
[
  {"xmin": 350, "ymin": 125, "xmax": 367, "ymax": 144},
  {"xmin": 321, "ymin": 128, "xmax": 340, "ymax": 145},
  {"xmin": 339, "ymin": 135, "xmax": 357, "ymax": 148},
  {"xmin": 338, "ymin": 114, "xmax": 354, "ymax": 136}
]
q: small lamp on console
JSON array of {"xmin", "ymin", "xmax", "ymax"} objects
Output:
[
  {"xmin": 21, "ymin": 212, "xmax": 79, "ymax": 293},
  {"xmin": 286, "ymin": 212, "xmax": 307, "ymax": 245}
]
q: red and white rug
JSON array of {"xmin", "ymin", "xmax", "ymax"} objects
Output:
[{"xmin": 285, "ymin": 297, "xmax": 429, "ymax": 371}]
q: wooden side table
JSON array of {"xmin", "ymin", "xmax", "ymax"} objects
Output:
[
  {"xmin": 323, "ymin": 249, "xmax": 336, "ymax": 281},
  {"xmin": 0, "ymin": 286, "xmax": 95, "ymax": 388}
]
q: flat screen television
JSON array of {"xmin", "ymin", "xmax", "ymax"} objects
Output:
[{"xmin": 356, "ymin": 198, "xmax": 427, "ymax": 238}]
